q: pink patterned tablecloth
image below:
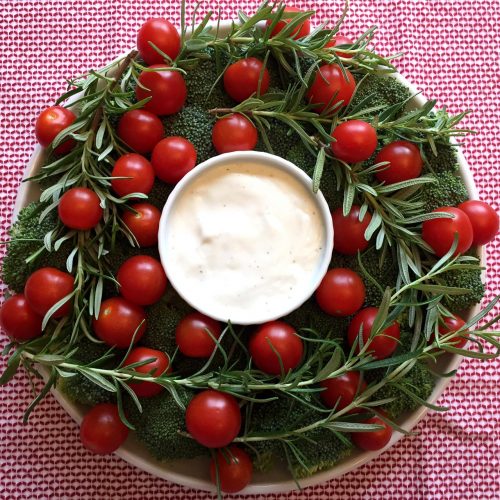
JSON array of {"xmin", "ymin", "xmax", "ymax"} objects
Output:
[{"xmin": 1, "ymin": 1, "xmax": 499, "ymax": 499}]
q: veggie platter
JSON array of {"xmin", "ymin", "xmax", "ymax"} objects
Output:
[{"xmin": 1, "ymin": 0, "xmax": 499, "ymax": 496}]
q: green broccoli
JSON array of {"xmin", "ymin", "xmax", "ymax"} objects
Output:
[
  {"xmin": 58, "ymin": 337, "xmax": 118, "ymax": 406},
  {"xmin": 284, "ymin": 298, "xmax": 348, "ymax": 341},
  {"xmin": 329, "ymin": 246, "xmax": 399, "ymax": 307},
  {"xmin": 440, "ymin": 265, "xmax": 485, "ymax": 312},
  {"xmin": 2, "ymin": 202, "xmax": 72, "ymax": 292},
  {"xmin": 367, "ymin": 361, "xmax": 435, "ymax": 419},
  {"xmin": 255, "ymin": 118, "xmax": 301, "ymax": 159},
  {"xmin": 124, "ymin": 389, "xmax": 208, "ymax": 461},
  {"xmin": 248, "ymin": 395, "xmax": 353, "ymax": 478},
  {"xmin": 421, "ymin": 171, "xmax": 469, "ymax": 212},
  {"xmin": 421, "ymin": 141, "xmax": 460, "ymax": 174},
  {"xmin": 146, "ymin": 179, "xmax": 174, "ymax": 210},
  {"xmin": 285, "ymin": 141, "xmax": 316, "ymax": 172},
  {"xmin": 163, "ymin": 105, "xmax": 217, "ymax": 164},
  {"xmin": 351, "ymin": 74, "xmax": 411, "ymax": 117}
]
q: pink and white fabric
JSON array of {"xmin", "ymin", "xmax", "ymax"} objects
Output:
[{"xmin": 0, "ymin": 1, "xmax": 498, "ymax": 498}]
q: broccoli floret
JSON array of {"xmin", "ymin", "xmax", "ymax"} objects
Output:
[
  {"xmin": 125, "ymin": 389, "xmax": 208, "ymax": 461},
  {"xmin": 185, "ymin": 57, "xmax": 234, "ymax": 109},
  {"xmin": 422, "ymin": 141, "xmax": 460, "ymax": 174},
  {"xmin": 329, "ymin": 246, "xmax": 399, "ymax": 307},
  {"xmin": 146, "ymin": 179, "xmax": 174, "ymax": 210},
  {"xmin": 163, "ymin": 105, "xmax": 217, "ymax": 164},
  {"xmin": 2, "ymin": 202, "xmax": 71, "ymax": 292},
  {"xmin": 351, "ymin": 74, "xmax": 411, "ymax": 117},
  {"xmin": 59, "ymin": 337, "xmax": 117, "ymax": 406},
  {"xmin": 255, "ymin": 119, "xmax": 301, "ymax": 159},
  {"xmin": 441, "ymin": 265, "xmax": 485, "ymax": 312},
  {"xmin": 248, "ymin": 395, "xmax": 353, "ymax": 478},
  {"xmin": 369, "ymin": 361, "xmax": 435, "ymax": 419},
  {"xmin": 422, "ymin": 171, "xmax": 469, "ymax": 212},
  {"xmin": 284, "ymin": 298, "xmax": 348, "ymax": 341},
  {"xmin": 285, "ymin": 141, "xmax": 316, "ymax": 172}
]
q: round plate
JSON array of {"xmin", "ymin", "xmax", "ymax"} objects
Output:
[{"xmin": 12, "ymin": 20, "xmax": 485, "ymax": 494}]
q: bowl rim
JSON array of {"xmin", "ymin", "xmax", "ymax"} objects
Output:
[
  {"xmin": 10, "ymin": 19, "xmax": 485, "ymax": 495},
  {"xmin": 157, "ymin": 150, "xmax": 334, "ymax": 325}
]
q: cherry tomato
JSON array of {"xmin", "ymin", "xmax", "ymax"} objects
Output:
[
  {"xmin": 137, "ymin": 18, "xmax": 181, "ymax": 65},
  {"xmin": 458, "ymin": 200, "xmax": 499, "ymax": 246},
  {"xmin": 422, "ymin": 207, "xmax": 473, "ymax": 257},
  {"xmin": 351, "ymin": 415, "xmax": 392, "ymax": 451},
  {"xmin": 24, "ymin": 267, "xmax": 74, "ymax": 318},
  {"xmin": 58, "ymin": 187, "xmax": 103, "ymax": 230},
  {"xmin": 0, "ymin": 294, "xmax": 43, "ymax": 342},
  {"xmin": 325, "ymin": 35, "xmax": 354, "ymax": 58},
  {"xmin": 117, "ymin": 255, "xmax": 167, "ymax": 306},
  {"xmin": 332, "ymin": 206, "xmax": 372, "ymax": 255},
  {"xmin": 35, "ymin": 105, "xmax": 76, "ymax": 154},
  {"xmin": 122, "ymin": 203, "xmax": 161, "ymax": 247},
  {"xmin": 92, "ymin": 297, "xmax": 146, "ymax": 348},
  {"xmin": 117, "ymin": 109, "xmax": 164, "ymax": 154},
  {"xmin": 135, "ymin": 65, "xmax": 187, "ymax": 116},
  {"xmin": 347, "ymin": 307, "xmax": 400, "ymax": 360},
  {"xmin": 267, "ymin": 6, "xmax": 311, "ymax": 39},
  {"xmin": 151, "ymin": 136, "xmax": 197, "ymax": 184},
  {"xmin": 316, "ymin": 268, "xmax": 366, "ymax": 316},
  {"xmin": 248, "ymin": 321, "xmax": 303, "ymax": 375},
  {"xmin": 331, "ymin": 120, "xmax": 378, "ymax": 164},
  {"xmin": 306, "ymin": 64, "xmax": 356, "ymax": 113},
  {"xmin": 375, "ymin": 140, "xmax": 423, "ymax": 184},
  {"xmin": 437, "ymin": 314, "xmax": 468, "ymax": 349},
  {"xmin": 122, "ymin": 346, "xmax": 171, "ymax": 397},
  {"xmin": 210, "ymin": 446, "xmax": 253, "ymax": 494},
  {"xmin": 320, "ymin": 371, "xmax": 367, "ymax": 410},
  {"xmin": 185, "ymin": 390, "xmax": 241, "ymax": 448},
  {"xmin": 212, "ymin": 114, "xmax": 258, "ymax": 154},
  {"xmin": 111, "ymin": 153, "xmax": 155, "ymax": 198},
  {"xmin": 175, "ymin": 312, "xmax": 222, "ymax": 358},
  {"xmin": 80, "ymin": 403, "xmax": 129, "ymax": 455},
  {"xmin": 223, "ymin": 57, "xmax": 270, "ymax": 102}
]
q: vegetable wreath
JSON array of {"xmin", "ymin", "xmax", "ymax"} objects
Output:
[{"xmin": 1, "ymin": 1, "xmax": 499, "ymax": 495}]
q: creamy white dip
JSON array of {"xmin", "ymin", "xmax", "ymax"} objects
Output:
[{"xmin": 163, "ymin": 160, "xmax": 327, "ymax": 323}]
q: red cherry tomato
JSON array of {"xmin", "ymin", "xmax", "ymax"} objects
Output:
[
  {"xmin": 375, "ymin": 140, "xmax": 423, "ymax": 184},
  {"xmin": 122, "ymin": 346, "xmax": 171, "ymax": 397},
  {"xmin": 306, "ymin": 64, "xmax": 356, "ymax": 114},
  {"xmin": 58, "ymin": 187, "xmax": 103, "ymax": 230},
  {"xmin": 458, "ymin": 200, "xmax": 499, "ymax": 246},
  {"xmin": 175, "ymin": 312, "xmax": 222, "ymax": 358},
  {"xmin": 92, "ymin": 297, "xmax": 146, "ymax": 348},
  {"xmin": 0, "ymin": 294, "xmax": 43, "ymax": 342},
  {"xmin": 316, "ymin": 268, "xmax": 366, "ymax": 316},
  {"xmin": 111, "ymin": 153, "xmax": 155, "ymax": 198},
  {"xmin": 117, "ymin": 109, "xmax": 164, "ymax": 154},
  {"xmin": 331, "ymin": 120, "xmax": 378, "ymax": 164},
  {"xmin": 136, "ymin": 18, "xmax": 181, "ymax": 65},
  {"xmin": 320, "ymin": 371, "xmax": 367, "ymax": 410},
  {"xmin": 351, "ymin": 415, "xmax": 392, "ymax": 451},
  {"xmin": 117, "ymin": 255, "xmax": 167, "ymax": 306},
  {"xmin": 437, "ymin": 315, "xmax": 468, "ymax": 349},
  {"xmin": 210, "ymin": 446, "xmax": 253, "ymax": 494},
  {"xmin": 212, "ymin": 114, "xmax": 258, "ymax": 154},
  {"xmin": 248, "ymin": 321, "xmax": 303, "ymax": 375},
  {"xmin": 325, "ymin": 35, "xmax": 354, "ymax": 58},
  {"xmin": 135, "ymin": 65, "xmax": 187, "ymax": 116},
  {"xmin": 151, "ymin": 136, "xmax": 197, "ymax": 184},
  {"xmin": 422, "ymin": 207, "xmax": 473, "ymax": 257},
  {"xmin": 80, "ymin": 403, "xmax": 129, "ymax": 455},
  {"xmin": 332, "ymin": 206, "xmax": 372, "ymax": 255},
  {"xmin": 24, "ymin": 267, "xmax": 74, "ymax": 318},
  {"xmin": 185, "ymin": 390, "xmax": 241, "ymax": 448},
  {"xmin": 267, "ymin": 6, "xmax": 311, "ymax": 39},
  {"xmin": 35, "ymin": 105, "xmax": 76, "ymax": 154},
  {"xmin": 347, "ymin": 307, "xmax": 400, "ymax": 360},
  {"xmin": 223, "ymin": 58, "xmax": 271, "ymax": 103},
  {"xmin": 122, "ymin": 203, "xmax": 161, "ymax": 247}
]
